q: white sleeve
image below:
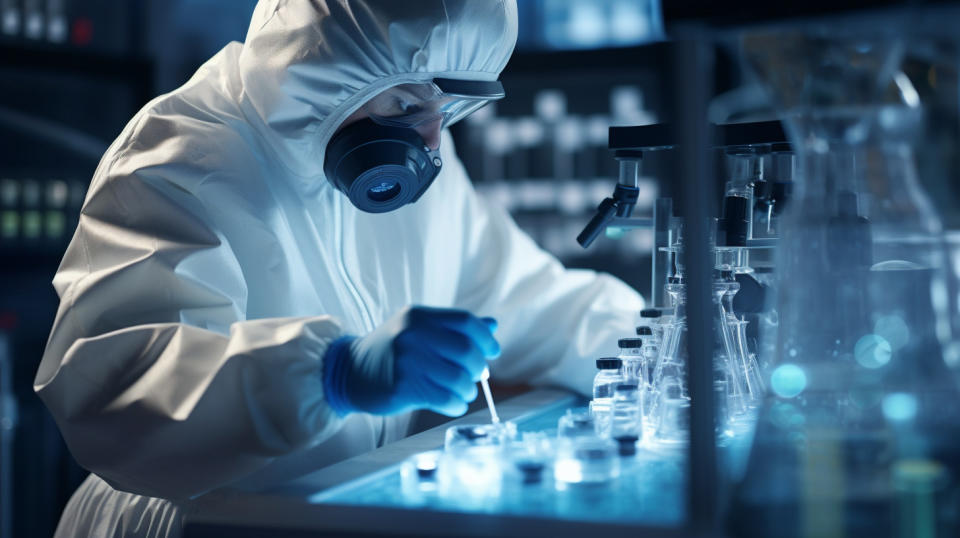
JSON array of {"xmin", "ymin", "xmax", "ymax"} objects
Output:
[
  {"xmin": 34, "ymin": 167, "xmax": 345, "ymax": 500},
  {"xmin": 446, "ymin": 143, "xmax": 644, "ymax": 396}
]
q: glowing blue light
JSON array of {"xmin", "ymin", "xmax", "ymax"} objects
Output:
[
  {"xmin": 771, "ymin": 364, "xmax": 807, "ymax": 398},
  {"xmin": 605, "ymin": 227, "xmax": 625, "ymax": 239},
  {"xmin": 854, "ymin": 334, "xmax": 893, "ymax": 369},
  {"xmin": 874, "ymin": 315, "xmax": 910, "ymax": 351},
  {"xmin": 882, "ymin": 393, "xmax": 918, "ymax": 422}
]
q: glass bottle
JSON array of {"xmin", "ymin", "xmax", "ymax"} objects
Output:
[
  {"xmin": 638, "ymin": 307, "xmax": 665, "ymax": 347},
  {"xmin": 591, "ymin": 358, "xmax": 623, "ymax": 435},
  {"xmin": 617, "ymin": 338, "xmax": 644, "ymax": 384},
  {"xmin": 635, "ymin": 326, "xmax": 659, "ymax": 421},
  {"xmin": 610, "ymin": 383, "xmax": 643, "ymax": 455}
]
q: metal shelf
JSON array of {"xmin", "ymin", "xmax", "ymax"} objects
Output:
[
  {"xmin": 663, "ymin": 0, "xmax": 952, "ymax": 27},
  {"xmin": 0, "ymin": 45, "xmax": 154, "ymax": 105},
  {"xmin": 608, "ymin": 120, "xmax": 787, "ymax": 151}
]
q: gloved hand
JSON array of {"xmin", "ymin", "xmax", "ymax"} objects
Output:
[{"xmin": 323, "ymin": 306, "xmax": 500, "ymax": 417}]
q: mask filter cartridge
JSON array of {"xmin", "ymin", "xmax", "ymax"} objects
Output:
[{"xmin": 324, "ymin": 118, "xmax": 442, "ymax": 213}]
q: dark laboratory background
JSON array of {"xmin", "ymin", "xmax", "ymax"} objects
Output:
[{"xmin": 0, "ymin": 1, "xmax": 669, "ymax": 536}]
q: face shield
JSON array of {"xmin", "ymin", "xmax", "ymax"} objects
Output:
[
  {"xmin": 324, "ymin": 78, "xmax": 505, "ymax": 214},
  {"xmin": 363, "ymin": 78, "xmax": 505, "ymax": 130}
]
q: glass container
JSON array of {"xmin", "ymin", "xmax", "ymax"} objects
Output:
[
  {"xmin": 610, "ymin": 383, "xmax": 643, "ymax": 454},
  {"xmin": 591, "ymin": 359, "xmax": 623, "ymax": 435},
  {"xmin": 617, "ymin": 338, "xmax": 645, "ymax": 384},
  {"xmin": 730, "ymin": 25, "xmax": 960, "ymax": 537}
]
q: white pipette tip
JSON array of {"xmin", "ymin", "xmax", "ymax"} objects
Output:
[{"xmin": 479, "ymin": 367, "xmax": 500, "ymax": 424}]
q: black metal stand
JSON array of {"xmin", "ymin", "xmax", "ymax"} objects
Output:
[{"xmin": 674, "ymin": 34, "xmax": 719, "ymax": 535}]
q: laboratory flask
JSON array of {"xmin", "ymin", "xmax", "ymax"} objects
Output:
[{"xmin": 647, "ymin": 268, "xmax": 756, "ymax": 445}]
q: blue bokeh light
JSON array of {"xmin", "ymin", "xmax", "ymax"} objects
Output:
[
  {"xmin": 874, "ymin": 315, "xmax": 910, "ymax": 351},
  {"xmin": 854, "ymin": 334, "xmax": 893, "ymax": 369},
  {"xmin": 771, "ymin": 364, "xmax": 807, "ymax": 399},
  {"xmin": 605, "ymin": 227, "xmax": 625, "ymax": 239},
  {"xmin": 882, "ymin": 393, "xmax": 918, "ymax": 422}
]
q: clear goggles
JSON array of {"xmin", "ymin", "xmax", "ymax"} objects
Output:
[{"xmin": 364, "ymin": 78, "xmax": 505, "ymax": 130}]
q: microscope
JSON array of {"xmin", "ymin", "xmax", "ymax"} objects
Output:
[{"xmin": 577, "ymin": 120, "xmax": 795, "ymax": 444}]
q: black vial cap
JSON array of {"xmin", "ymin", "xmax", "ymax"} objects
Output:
[
  {"xmin": 596, "ymin": 358, "xmax": 622, "ymax": 370},
  {"xmin": 417, "ymin": 465, "xmax": 437, "ymax": 479},
  {"xmin": 640, "ymin": 308, "xmax": 662, "ymax": 318},
  {"xmin": 615, "ymin": 435, "xmax": 639, "ymax": 456},
  {"xmin": 636, "ymin": 326, "xmax": 653, "ymax": 336},
  {"xmin": 618, "ymin": 337, "xmax": 643, "ymax": 349},
  {"xmin": 516, "ymin": 461, "xmax": 545, "ymax": 484}
]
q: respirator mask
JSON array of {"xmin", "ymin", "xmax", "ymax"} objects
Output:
[{"xmin": 324, "ymin": 78, "xmax": 505, "ymax": 213}]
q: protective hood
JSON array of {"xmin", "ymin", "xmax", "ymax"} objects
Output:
[{"xmin": 237, "ymin": 0, "xmax": 518, "ymax": 184}]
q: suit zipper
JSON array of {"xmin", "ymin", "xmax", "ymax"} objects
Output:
[
  {"xmin": 333, "ymin": 196, "xmax": 385, "ymax": 443},
  {"xmin": 333, "ymin": 195, "xmax": 375, "ymax": 333}
]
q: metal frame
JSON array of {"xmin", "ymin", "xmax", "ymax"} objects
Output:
[{"xmin": 673, "ymin": 31, "xmax": 720, "ymax": 534}]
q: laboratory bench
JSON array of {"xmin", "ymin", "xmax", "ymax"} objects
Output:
[{"xmin": 180, "ymin": 388, "xmax": 712, "ymax": 538}]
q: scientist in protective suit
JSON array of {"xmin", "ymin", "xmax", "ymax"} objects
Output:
[{"xmin": 35, "ymin": 1, "xmax": 643, "ymax": 536}]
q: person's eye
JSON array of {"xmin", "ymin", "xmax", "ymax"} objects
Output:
[{"xmin": 394, "ymin": 97, "xmax": 422, "ymax": 115}]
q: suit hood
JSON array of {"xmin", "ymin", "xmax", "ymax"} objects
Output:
[{"xmin": 237, "ymin": 0, "xmax": 517, "ymax": 183}]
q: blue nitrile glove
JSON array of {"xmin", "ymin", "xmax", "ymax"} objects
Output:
[{"xmin": 323, "ymin": 306, "xmax": 500, "ymax": 417}]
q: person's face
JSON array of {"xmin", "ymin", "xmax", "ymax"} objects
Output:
[{"xmin": 337, "ymin": 84, "xmax": 449, "ymax": 150}]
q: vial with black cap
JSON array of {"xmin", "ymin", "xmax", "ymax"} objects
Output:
[
  {"xmin": 611, "ymin": 383, "xmax": 643, "ymax": 455},
  {"xmin": 591, "ymin": 358, "xmax": 623, "ymax": 435}
]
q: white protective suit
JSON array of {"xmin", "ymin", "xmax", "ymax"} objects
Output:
[{"xmin": 35, "ymin": 1, "xmax": 643, "ymax": 537}]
